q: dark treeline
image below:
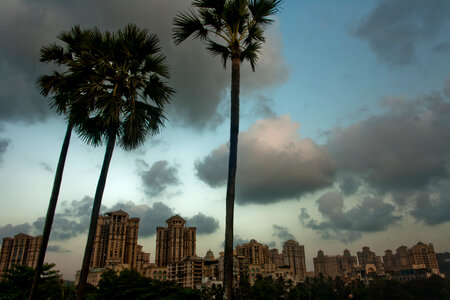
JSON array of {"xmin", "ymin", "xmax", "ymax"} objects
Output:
[{"xmin": 1, "ymin": 265, "xmax": 450, "ymax": 300}]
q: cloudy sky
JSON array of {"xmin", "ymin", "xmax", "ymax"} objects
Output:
[{"xmin": 1, "ymin": 0, "xmax": 450, "ymax": 280}]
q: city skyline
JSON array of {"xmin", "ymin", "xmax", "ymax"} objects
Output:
[{"xmin": 1, "ymin": 0, "xmax": 450, "ymax": 281}]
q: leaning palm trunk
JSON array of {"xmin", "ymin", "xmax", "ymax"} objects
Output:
[
  {"xmin": 76, "ymin": 130, "xmax": 116, "ymax": 300},
  {"xmin": 224, "ymin": 56, "xmax": 241, "ymax": 300},
  {"xmin": 29, "ymin": 123, "xmax": 73, "ymax": 300}
]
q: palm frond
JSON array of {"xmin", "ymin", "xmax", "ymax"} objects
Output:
[
  {"xmin": 206, "ymin": 40, "xmax": 231, "ymax": 69},
  {"xmin": 240, "ymin": 41, "xmax": 261, "ymax": 71},
  {"xmin": 248, "ymin": 0, "xmax": 283, "ymax": 28},
  {"xmin": 173, "ymin": 10, "xmax": 209, "ymax": 45}
]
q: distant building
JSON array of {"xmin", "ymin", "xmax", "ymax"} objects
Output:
[
  {"xmin": 409, "ymin": 242, "xmax": 440, "ymax": 274},
  {"xmin": 236, "ymin": 239, "xmax": 270, "ymax": 265},
  {"xmin": 0, "ymin": 233, "xmax": 42, "ymax": 272},
  {"xmin": 155, "ymin": 215, "xmax": 196, "ymax": 267},
  {"xmin": 436, "ymin": 252, "xmax": 450, "ymax": 278},
  {"xmin": 168, "ymin": 256, "xmax": 204, "ymax": 288},
  {"xmin": 90, "ymin": 210, "xmax": 149, "ymax": 271},
  {"xmin": 282, "ymin": 240, "xmax": 307, "ymax": 282},
  {"xmin": 383, "ymin": 242, "xmax": 441, "ymax": 277},
  {"xmin": 313, "ymin": 249, "xmax": 357, "ymax": 279},
  {"xmin": 269, "ymin": 248, "xmax": 283, "ymax": 267},
  {"xmin": 357, "ymin": 246, "xmax": 384, "ymax": 275}
]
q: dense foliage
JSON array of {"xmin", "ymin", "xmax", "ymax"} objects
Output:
[
  {"xmin": 0, "ymin": 264, "xmax": 74, "ymax": 300},
  {"xmin": 2, "ymin": 265, "xmax": 450, "ymax": 299}
]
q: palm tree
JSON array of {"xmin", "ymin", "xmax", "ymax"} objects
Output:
[
  {"xmin": 74, "ymin": 24, "xmax": 174, "ymax": 299},
  {"xmin": 30, "ymin": 27, "xmax": 95, "ymax": 300},
  {"xmin": 173, "ymin": 1, "xmax": 282, "ymax": 298}
]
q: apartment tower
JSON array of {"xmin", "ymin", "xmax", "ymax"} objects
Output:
[
  {"xmin": 90, "ymin": 210, "xmax": 147, "ymax": 269},
  {"xmin": 0, "ymin": 233, "xmax": 42, "ymax": 272},
  {"xmin": 282, "ymin": 240, "xmax": 307, "ymax": 281},
  {"xmin": 155, "ymin": 215, "xmax": 196, "ymax": 266}
]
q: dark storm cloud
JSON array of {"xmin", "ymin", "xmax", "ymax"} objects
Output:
[
  {"xmin": 0, "ymin": 0, "xmax": 288, "ymax": 129},
  {"xmin": 300, "ymin": 192, "xmax": 401, "ymax": 243},
  {"xmin": 107, "ymin": 201, "xmax": 175, "ymax": 237},
  {"xmin": 392, "ymin": 181, "xmax": 450, "ymax": 226},
  {"xmin": 220, "ymin": 236, "xmax": 275, "ymax": 248},
  {"xmin": 353, "ymin": 0, "xmax": 450, "ymax": 65},
  {"xmin": 328, "ymin": 93, "xmax": 450, "ymax": 192},
  {"xmin": 337, "ymin": 173, "xmax": 361, "ymax": 196},
  {"xmin": 272, "ymin": 224, "xmax": 295, "ymax": 242},
  {"xmin": 47, "ymin": 245, "xmax": 70, "ymax": 253},
  {"xmin": 186, "ymin": 213, "xmax": 220, "ymax": 235},
  {"xmin": 0, "ymin": 197, "xmax": 94, "ymax": 240},
  {"xmin": 0, "ymin": 196, "xmax": 218, "ymax": 240},
  {"xmin": 137, "ymin": 160, "xmax": 180, "ymax": 197},
  {"xmin": 0, "ymin": 223, "xmax": 33, "ymax": 239},
  {"xmin": 107, "ymin": 201, "xmax": 219, "ymax": 237},
  {"xmin": 0, "ymin": 138, "xmax": 9, "ymax": 163},
  {"xmin": 195, "ymin": 115, "xmax": 336, "ymax": 205}
]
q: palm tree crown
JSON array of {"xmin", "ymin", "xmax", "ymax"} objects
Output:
[
  {"xmin": 75, "ymin": 24, "xmax": 174, "ymax": 299},
  {"xmin": 173, "ymin": 1, "xmax": 282, "ymax": 299},
  {"xmin": 173, "ymin": 0, "xmax": 282, "ymax": 70},
  {"xmin": 69, "ymin": 24, "xmax": 174, "ymax": 149}
]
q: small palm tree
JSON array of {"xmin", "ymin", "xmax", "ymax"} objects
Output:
[
  {"xmin": 30, "ymin": 27, "xmax": 94, "ymax": 300},
  {"xmin": 74, "ymin": 24, "xmax": 174, "ymax": 299},
  {"xmin": 173, "ymin": 1, "xmax": 282, "ymax": 298}
]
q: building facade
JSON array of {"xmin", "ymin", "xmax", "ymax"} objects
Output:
[
  {"xmin": 90, "ymin": 210, "xmax": 149, "ymax": 270},
  {"xmin": 236, "ymin": 239, "xmax": 270, "ymax": 265},
  {"xmin": 0, "ymin": 233, "xmax": 42, "ymax": 272},
  {"xmin": 282, "ymin": 240, "xmax": 307, "ymax": 282},
  {"xmin": 313, "ymin": 249, "xmax": 357, "ymax": 278},
  {"xmin": 155, "ymin": 215, "xmax": 196, "ymax": 266}
]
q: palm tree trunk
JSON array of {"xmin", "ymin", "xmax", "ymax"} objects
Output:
[
  {"xmin": 29, "ymin": 123, "xmax": 73, "ymax": 300},
  {"xmin": 224, "ymin": 56, "xmax": 240, "ymax": 300},
  {"xmin": 76, "ymin": 130, "xmax": 116, "ymax": 300}
]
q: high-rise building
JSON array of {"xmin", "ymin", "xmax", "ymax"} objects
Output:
[
  {"xmin": 313, "ymin": 249, "xmax": 357, "ymax": 278},
  {"xmin": 0, "ymin": 233, "xmax": 42, "ymax": 272},
  {"xmin": 90, "ymin": 210, "xmax": 149, "ymax": 270},
  {"xmin": 269, "ymin": 248, "xmax": 283, "ymax": 267},
  {"xmin": 357, "ymin": 246, "xmax": 384, "ymax": 274},
  {"xmin": 236, "ymin": 239, "xmax": 270, "ymax": 265},
  {"xmin": 436, "ymin": 252, "xmax": 450, "ymax": 279},
  {"xmin": 155, "ymin": 215, "xmax": 196, "ymax": 266},
  {"xmin": 409, "ymin": 242, "xmax": 440, "ymax": 274},
  {"xmin": 282, "ymin": 240, "xmax": 306, "ymax": 282}
]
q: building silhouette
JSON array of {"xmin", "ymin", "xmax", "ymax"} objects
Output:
[
  {"xmin": 0, "ymin": 233, "xmax": 41, "ymax": 272},
  {"xmin": 236, "ymin": 239, "xmax": 270, "ymax": 265},
  {"xmin": 90, "ymin": 210, "xmax": 149, "ymax": 271},
  {"xmin": 313, "ymin": 249, "xmax": 357, "ymax": 278},
  {"xmin": 155, "ymin": 215, "xmax": 196, "ymax": 267},
  {"xmin": 75, "ymin": 210, "xmax": 150, "ymax": 286},
  {"xmin": 282, "ymin": 240, "xmax": 307, "ymax": 282}
]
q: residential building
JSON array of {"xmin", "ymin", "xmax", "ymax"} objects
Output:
[
  {"xmin": 282, "ymin": 240, "xmax": 307, "ymax": 282},
  {"xmin": 0, "ymin": 233, "xmax": 41, "ymax": 272},
  {"xmin": 409, "ymin": 242, "xmax": 440, "ymax": 274},
  {"xmin": 155, "ymin": 215, "xmax": 196, "ymax": 267},
  {"xmin": 236, "ymin": 239, "xmax": 270, "ymax": 265},
  {"xmin": 269, "ymin": 248, "xmax": 283, "ymax": 267},
  {"xmin": 168, "ymin": 256, "xmax": 204, "ymax": 288},
  {"xmin": 357, "ymin": 246, "xmax": 384, "ymax": 275},
  {"xmin": 436, "ymin": 252, "xmax": 450, "ymax": 278},
  {"xmin": 90, "ymin": 210, "xmax": 149, "ymax": 270}
]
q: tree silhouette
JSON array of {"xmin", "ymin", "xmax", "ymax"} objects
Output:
[
  {"xmin": 73, "ymin": 24, "xmax": 174, "ymax": 299},
  {"xmin": 30, "ymin": 27, "xmax": 96, "ymax": 300},
  {"xmin": 173, "ymin": 1, "xmax": 282, "ymax": 298}
]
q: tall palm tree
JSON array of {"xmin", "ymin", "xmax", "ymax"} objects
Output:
[
  {"xmin": 30, "ymin": 27, "xmax": 95, "ymax": 300},
  {"xmin": 74, "ymin": 24, "xmax": 174, "ymax": 299},
  {"xmin": 173, "ymin": 1, "xmax": 282, "ymax": 298}
]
